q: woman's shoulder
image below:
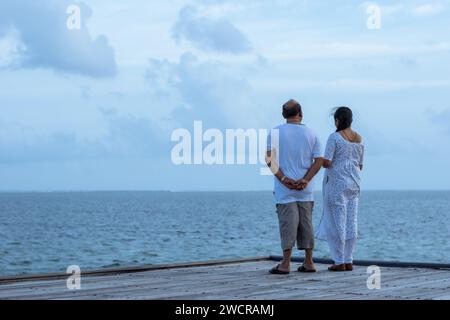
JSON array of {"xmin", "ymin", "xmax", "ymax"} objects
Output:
[
  {"xmin": 332, "ymin": 130, "xmax": 363, "ymax": 144},
  {"xmin": 354, "ymin": 132, "xmax": 363, "ymax": 144},
  {"xmin": 327, "ymin": 132, "xmax": 339, "ymax": 141}
]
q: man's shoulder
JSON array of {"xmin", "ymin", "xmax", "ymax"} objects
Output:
[
  {"xmin": 272, "ymin": 123, "xmax": 313, "ymax": 130},
  {"xmin": 272, "ymin": 123, "xmax": 287, "ymax": 130},
  {"xmin": 301, "ymin": 125, "xmax": 315, "ymax": 133},
  {"xmin": 271, "ymin": 124, "xmax": 319, "ymax": 139},
  {"xmin": 302, "ymin": 125, "xmax": 320, "ymax": 139}
]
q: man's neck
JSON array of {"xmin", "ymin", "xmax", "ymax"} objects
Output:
[{"xmin": 287, "ymin": 117, "xmax": 302, "ymax": 124}]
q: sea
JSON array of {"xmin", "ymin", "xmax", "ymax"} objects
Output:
[{"xmin": 0, "ymin": 191, "xmax": 449, "ymax": 276}]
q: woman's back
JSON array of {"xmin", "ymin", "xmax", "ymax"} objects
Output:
[
  {"xmin": 325, "ymin": 132, "xmax": 364, "ymax": 190},
  {"xmin": 332, "ymin": 132, "xmax": 364, "ymax": 167},
  {"xmin": 317, "ymin": 106, "xmax": 364, "ymax": 269}
]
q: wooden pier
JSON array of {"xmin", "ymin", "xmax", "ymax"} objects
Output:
[{"xmin": 0, "ymin": 256, "xmax": 449, "ymax": 300}]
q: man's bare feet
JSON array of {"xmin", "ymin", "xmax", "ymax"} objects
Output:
[
  {"xmin": 298, "ymin": 264, "xmax": 317, "ymax": 273},
  {"xmin": 302, "ymin": 261, "xmax": 316, "ymax": 272},
  {"xmin": 278, "ymin": 261, "xmax": 291, "ymax": 273},
  {"xmin": 269, "ymin": 264, "xmax": 290, "ymax": 274}
]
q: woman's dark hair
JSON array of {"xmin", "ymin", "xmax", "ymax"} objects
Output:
[{"xmin": 333, "ymin": 106, "xmax": 353, "ymax": 132}]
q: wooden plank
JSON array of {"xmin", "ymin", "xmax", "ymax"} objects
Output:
[
  {"xmin": 4, "ymin": 268, "xmax": 446, "ymax": 302},
  {"xmin": 115, "ymin": 283, "xmax": 261, "ymax": 300},
  {"xmin": 0, "ymin": 264, "xmax": 274, "ymax": 296},
  {"xmin": 432, "ymin": 294, "xmax": 450, "ymax": 300},
  {"xmin": 271, "ymin": 256, "xmax": 450, "ymax": 270},
  {"xmin": 36, "ymin": 282, "xmax": 257, "ymax": 301},
  {"xmin": 0, "ymin": 261, "xmax": 275, "ymax": 295},
  {"xmin": 2, "ymin": 264, "xmax": 282, "ymax": 300},
  {"xmin": 1, "ymin": 260, "xmax": 448, "ymax": 300},
  {"xmin": 0, "ymin": 256, "xmax": 270, "ymax": 285}
]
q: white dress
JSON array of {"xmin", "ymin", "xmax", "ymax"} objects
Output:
[{"xmin": 316, "ymin": 132, "xmax": 364, "ymax": 263}]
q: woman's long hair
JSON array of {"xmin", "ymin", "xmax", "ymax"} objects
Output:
[{"xmin": 333, "ymin": 106, "xmax": 353, "ymax": 132}]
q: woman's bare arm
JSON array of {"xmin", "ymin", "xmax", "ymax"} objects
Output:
[{"xmin": 303, "ymin": 157, "xmax": 324, "ymax": 182}]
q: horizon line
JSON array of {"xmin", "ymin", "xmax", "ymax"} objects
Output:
[{"xmin": 0, "ymin": 189, "xmax": 449, "ymax": 193}]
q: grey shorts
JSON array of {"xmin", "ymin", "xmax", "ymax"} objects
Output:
[{"xmin": 276, "ymin": 201, "xmax": 315, "ymax": 251}]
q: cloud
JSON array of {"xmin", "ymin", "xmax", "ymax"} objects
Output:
[
  {"xmin": 410, "ymin": 3, "xmax": 446, "ymax": 16},
  {"xmin": 0, "ymin": 0, "xmax": 117, "ymax": 77},
  {"xmin": 171, "ymin": 5, "xmax": 252, "ymax": 54},
  {"xmin": 80, "ymin": 85, "xmax": 91, "ymax": 99},
  {"xmin": 429, "ymin": 108, "xmax": 450, "ymax": 134},
  {"xmin": 398, "ymin": 56, "xmax": 418, "ymax": 67},
  {"xmin": 0, "ymin": 110, "xmax": 169, "ymax": 164},
  {"xmin": 0, "ymin": 47, "xmax": 264, "ymax": 164},
  {"xmin": 0, "ymin": 134, "xmax": 77, "ymax": 164},
  {"xmin": 145, "ymin": 52, "xmax": 257, "ymax": 129},
  {"xmin": 268, "ymin": 41, "xmax": 450, "ymax": 61},
  {"xmin": 364, "ymin": 1, "xmax": 447, "ymax": 17},
  {"xmin": 0, "ymin": 29, "xmax": 24, "ymax": 68},
  {"xmin": 99, "ymin": 108, "xmax": 170, "ymax": 157}
]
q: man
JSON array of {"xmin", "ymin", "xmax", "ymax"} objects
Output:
[{"xmin": 266, "ymin": 99, "xmax": 323, "ymax": 274}]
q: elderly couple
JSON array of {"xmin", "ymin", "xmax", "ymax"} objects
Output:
[{"xmin": 266, "ymin": 99, "xmax": 364, "ymax": 274}]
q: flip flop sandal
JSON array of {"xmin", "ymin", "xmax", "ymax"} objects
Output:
[
  {"xmin": 269, "ymin": 264, "xmax": 290, "ymax": 275},
  {"xmin": 298, "ymin": 265, "xmax": 317, "ymax": 273}
]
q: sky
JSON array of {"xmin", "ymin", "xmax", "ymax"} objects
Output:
[{"xmin": 0, "ymin": 0, "xmax": 450, "ymax": 191}]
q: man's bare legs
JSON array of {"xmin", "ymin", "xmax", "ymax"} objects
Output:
[
  {"xmin": 278, "ymin": 248, "xmax": 315, "ymax": 272},
  {"xmin": 278, "ymin": 249, "xmax": 292, "ymax": 272},
  {"xmin": 303, "ymin": 249, "xmax": 316, "ymax": 270}
]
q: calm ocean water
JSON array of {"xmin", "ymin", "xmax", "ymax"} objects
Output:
[{"xmin": 0, "ymin": 191, "xmax": 449, "ymax": 276}]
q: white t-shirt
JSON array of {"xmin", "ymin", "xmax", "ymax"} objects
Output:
[{"xmin": 267, "ymin": 123, "xmax": 322, "ymax": 204}]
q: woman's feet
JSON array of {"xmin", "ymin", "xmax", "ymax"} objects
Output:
[
  {"xmin": 328, "ymin": 263, "xmax": 353, "ymax": 272},
  {"xmin": 328, "ymin": 264, "xmax": 346, "ymax": 272}
]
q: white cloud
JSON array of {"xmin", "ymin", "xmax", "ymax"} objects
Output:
[
  {"xmin": 146, "ymin": 52, "xmax": 257, "ymax": 128},
  {"xmin": 410, "ymin": 3, "xmax": 446, "ymax": 16},
  {"xmin": 263, "ymin": 41, "xmax": 450, "ymax": 61},
  {"xmin": 0, "ymin": 110, "xmax": 169, "ymax": 164},
  {"xmin": 0, "ymin": 28, "xmax": 24, "ymax": 68},
  {"xmin": 253, "ymin": 78, "xmax": 450, "ymax": 93},
  {"xmin": 0, "ymin": 0, "xmax": 117, "ymax": 77},
  {"xmin": 430, "ymin": 108, "xmax": 450, "ymax": 134},
  {"xmin": 172, "ymin": 5, "xmax": 252, "ymax": 54},
  {"xmin": 362, "ymin": 1, "xmax": 447, "ymax": 17}
]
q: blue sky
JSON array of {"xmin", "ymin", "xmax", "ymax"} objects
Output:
[{"xmin": 0, "ymin": 0, "xmax": 450, "ymax": 191}]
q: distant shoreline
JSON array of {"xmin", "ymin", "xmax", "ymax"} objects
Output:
[{"xmin": 1, "ymin": 189, "xmax": 450, "ymax": 193}]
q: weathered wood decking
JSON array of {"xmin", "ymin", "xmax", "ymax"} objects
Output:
[{"xmin": 1, "ymin": 257, "xmax": 449, "ymax": 300}]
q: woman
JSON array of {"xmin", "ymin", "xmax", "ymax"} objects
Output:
[{"xmin": 316, "ymin": 107, "xmax": 364, "ymax": 272}]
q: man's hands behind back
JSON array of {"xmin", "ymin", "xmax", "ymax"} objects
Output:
[{"xmin": 281, "ymin": 178, "xmax": 309, "ymax": 191}]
